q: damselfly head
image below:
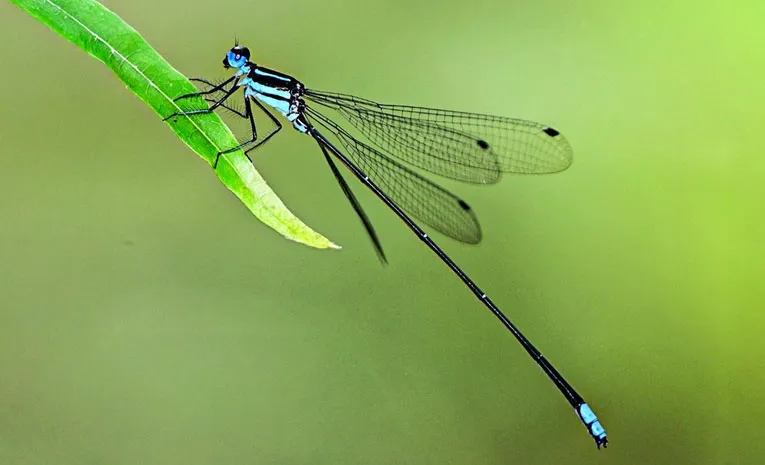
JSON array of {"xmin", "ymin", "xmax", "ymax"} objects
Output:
[{"xmin": 223, "ymin": 45, "xmax": 250, "ymax": 69}]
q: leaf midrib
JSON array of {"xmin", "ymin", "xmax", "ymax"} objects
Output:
[{"xmin": 45, "ymin": 0, "xmax": 240, "ymax": 169}]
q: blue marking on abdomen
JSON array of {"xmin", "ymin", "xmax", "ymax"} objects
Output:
[{"xmin": 577, "ymin": 403, "xmax": 607, "ymax": 440}]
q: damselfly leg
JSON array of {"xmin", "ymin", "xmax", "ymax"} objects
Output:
[
  {"xmin": 210, "ymin": 97, "xmax": 283, "ymax": 168},
  {"xmin": 174, "ymin": 75, "xmax": 238, "ymax": 103},
  {"xmin": 163, "ymin": 78, "xmax": 240, "ymax": 121},
  {"xmin": 166, "ymin": 78, "xmax": 284, "ymax": 168},
  {"xmin": 192, "ymin": 78, "xmax": 249, "ymax": 117}
]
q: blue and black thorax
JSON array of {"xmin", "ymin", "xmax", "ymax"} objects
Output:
[{"xmin": 239, "ymin": 63, "xmax": 309, "ymax": 132}]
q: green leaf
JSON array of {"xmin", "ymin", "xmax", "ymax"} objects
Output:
[{"xmin": 10, "ymin": 0, "xmax": 340, "ymax": 250}]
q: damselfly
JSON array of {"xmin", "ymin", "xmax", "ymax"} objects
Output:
[{"xmin": 164, "ymin": 44, "xmax": 608, "ymax": 449}]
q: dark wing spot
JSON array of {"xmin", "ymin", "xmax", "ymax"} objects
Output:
[
  {"xmin": 476, "ymin": 139, "xmax": 490, "ymax": 150},
  {"xmin": 543, "ymin": 127, "xmax": 560, "ymax": 137},
  {"xmin": 457, "ymin": 200, "xmax": 472, "ymax": 211}
]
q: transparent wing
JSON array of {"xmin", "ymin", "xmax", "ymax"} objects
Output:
[
  {"xmin": 305, "ymin": 90, "xmax": 573, "ymax": 184},
  {"xmin": 306, "ymin": 107, "xmax": 482, "ymax": 244}
]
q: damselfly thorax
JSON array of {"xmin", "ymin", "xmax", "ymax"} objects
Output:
[{"xmin": 238, "ymin": 63, "xmax": 310, "ymax": 133}]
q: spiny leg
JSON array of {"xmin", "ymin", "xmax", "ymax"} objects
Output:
[
  {"xmin": 187, "ymin": 78, "xmax": 247, "ymax": 117},
  {"xmin": 174, "ymin": 76, "xmax": 237, "ymax": 102},
  {"xmin": 206, "ymin": 96, "xmax": 248, "ymax": 118},
  {"xmin": 214, "ymin": 96, "xmax": 257, "ymax": 169},
  {"xmin": 243, "ymin": 99, "xmax": 283, "ymax": 154},
  {"xmin": 163, "ymin": 77, "xmax": 241, "ymax": 121},
  {"xmin": 214, "ymin": 98, "xmax": 284, "ymax": 168}
]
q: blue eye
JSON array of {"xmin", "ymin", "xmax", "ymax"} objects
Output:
[{"xmin": 223, "ymin": 48, "xmax": 249, "ymax": 69}]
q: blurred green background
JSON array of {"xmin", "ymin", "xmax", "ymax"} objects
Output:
[{"xmin": 1, "ymin": 0, "xmax": 763, "ymax": 463}]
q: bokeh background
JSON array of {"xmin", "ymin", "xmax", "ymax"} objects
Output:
[{"xmin": 1, "ymin": 0, "xmax": 763, "ymax": 463}]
